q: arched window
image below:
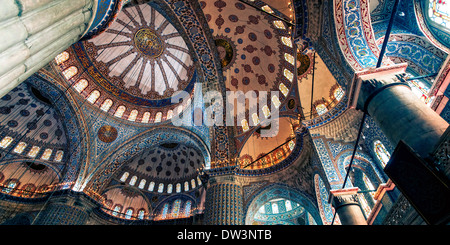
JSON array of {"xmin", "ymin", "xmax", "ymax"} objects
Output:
[
  {"xmin": 262, "ymin": 105, "xmax": 271, "ymax": 119},
  {"xmin": 251, "ymin": 113, "xmax": 260, "ymax": 126},
  {"xmin": 100, "ymin": 99, "xmax": 113, "ymax": 112},
  {"xmin": 120, "ymin": 172, "xmax": 129, "ymax": 182},
  {"xmin": 138, "ymin": 209, "xmax": 145, "ymax": 220},
  {"xmin": 363, "ymin": 173, "xmax": 376, "ymax": 199},
  {"xmin": 0, "ymin": 136, "xmax": 13, "ymax": 148},
  {"xmin": 4, "ymin": 179, "xmax": 18, "ymax": 194},
  {"xmin": 281, "ymin": 37, "xmax": 293, "ymax": 48},
  {"xmin": 167, "ymin": 184, "xmax": 173, "ymax": 194},
  {"xmin": 125, "ymin": 208, "xmax": 133, "ymax": 219},
  {"xmin": 283, "ymin": 68, "xmax": 294, "ymax": 82},
  {"xmin": 129, "ymin": 176, "xmax": 138, "ymax": 186},
  {"xmin": 154, "ymin": 112, "xmax": 162, "ymax": 123},
  {"xmin": 284, "ymin": 53, "xmax": 295, "ymax": 65},
  {"xmin": 55, "ymin": 51, "xmax": 69, "ymax": 65},
  {"xmin": 87, "ymin": 90, "xmax": 100, "ymax": 104},
  {"xmin": 172, "ymin": 199, "xmax": 181, "ymax": 218},
  {"xmin": 41, "ymin": 148, "xmax": 52, "ymax": 160},
  {"xmin": 128, "ymin": 110, "xmax": 138, "ymax": 121},
  {"xmin": 191, "ymin": 179, "xmax": 196, "ymax": 189},
  {"xmin": 162, "ymin": 203, "xmax": 169, "ymax": 219},
  {"xmin": 272, "ymin": 95, "xmax": 281, "ymax": 108},
  {"xmin": 273, "ymin": 20, "xmax": 286, "ymax": 29},
  {"xmin": 112, "ymin": 205, "xmax": 122, "ymax": 217},
  {"xmin": 114, "ymin": 106, "xmax": 126, "ymax": 118},
  {"xmin": 63, "ymin": 66, "xmax": 78, "ymax": 80},
  {"xmin": 27, "ymin": 146, "xmax": 40, "ymax": 158},
  {"xmin": 316, "ymin": 104, "xmax": 328, "ymax": 115},
  {"xmin": 141, "ymin": 112, "xmax": 151, "ymax": 123},
  {"xmin": 54, "ymin": 150, "xmax": 64, "ymax": 162},
  {"xmin": 272, "ymin": 202, "xmax": 279, "ymax": 214},
  {"xmin": 148, "ymin": 181, "xmax": 155, "ymax": 191},
  {"xmin": 138, "ymin": 179, "xmax": 146, "ymax": 189},
  {"xmin": 184, "ymin": 201, "xmax": 192, "ymax": 217},
  {"xmin": 74, "ymin": 79, "xmax": 88, "ymax": 93},
  {"xmin": 157, "ymin": 183, "xmax": 164, "ymax": 193},
  {"xmin": 166, "ymin": 110, "xmax": 174, "ymax": 120},
  {"xmin": 184, "ymin": 181, "xmax": 189, "ymax": 191},
  {"xmin": 241, "ymin": 119, "xmax": 250, "ymax": 132},
  {"xmin": 374, "ymin": 140, "xmax": 391, "ymax": 167},
  {"xmin": 13, "ymin": 142, "xmax": 27, "ymax": 154},
  {"xmin": 334, "ymin": 86, "xmax": 344, "ymax": 101},
  {"xmin": 427, "ymin": 0, "xmax": 450, "ymax": 29},
  {"xmin": 279, "ymin": 83, "xmax": 289, "ymax": 97},
  {"xmin": 176, "ymin": 183, "xmax": 181, "ymax": 193}
]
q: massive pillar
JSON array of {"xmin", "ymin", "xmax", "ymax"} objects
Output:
[
  {"xmin": 348, "ymin": 63, "xmax": 449, "ymax": 159},
  {"xmin": 0, "ymin": 0, "xmax": 125, "ymax": 97},
  {"xmin": 32, "ymin": 192, "xmax": 96, "ymax": 225},
  {"xmin": 329, "ymin": 188, "xmax": 367, "ymax": 225},
  {"xmin": 204, "ymin": 176, "xmax": 244, "ymax": 225}
]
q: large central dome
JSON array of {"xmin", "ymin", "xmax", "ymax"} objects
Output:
[{"xmin": 55, "ymin": 3, "xmax": 196, "ymax": 124}]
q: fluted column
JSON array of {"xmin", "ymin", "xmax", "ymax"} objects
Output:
[
  {"xmin": 0, "ymin": 0, "xmax": 96, "ymax": 97},
  {"xmin": 204, "ymin": 177, "xmax": 244, "ymax": 225}
]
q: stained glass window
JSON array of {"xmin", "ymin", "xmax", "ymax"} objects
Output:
[
  {"xmin": 428, "ymin": 0, "xmax": 450, "ymax": 28},
  {"xmin": 288, "ymin": 140, "xmax": 295, "ymax": 151},
  {"xmin": 74, "ymin": 79, "xmax": 88, "ymax": 93},
  {"xmin": 363, "ymin": 173, "xmax": 376, "ymax": 199},
  {"xmin": 167, "ymin": 184, "xmax": 173, "ymax": 193},
  {"xmin": 162, "ymin": 203, "xmax": 169, "ymax": 219},
  {"xmin": 138, "ymin": 209, "xmax": 145, "ymax": 220},
  {"xmin": 172, "ymin": 199, "xmax": 181, "ymax": 218},
  {"xmin": 27, "ymin": 146, "xmax": 40, "ymax": 158},
  {"xmin": 272, "ymin": 95, "xmax": 281, "ymax": 108},
  {"xmin": 13, "ymin": 142, "xmax": 27, "ymax": 154},
  {"xmin": 316, "ymin": 104, "xmax": 328, "ymax": 115},
  {"xmin": 285, "ymin": 200, "xmax": 292, "ymax": 211},
  {"xmin": 279, "ymin": 83, "xmax": 289, "ymax": 97},
  {"xmin": 0, "ymin": 136, "xmax": 13, "ymax": 148},
  {"xmin": 184, "ymin": 201, "xmax": 192, "ymax": 217},
  {"xmin": 114, "ymin": 106, "xmax": 126, "ymax": 118},
  {"xmin": 112, "ymin": 205, "xmax": 121, "ymax": 216},
  {"xmin": 148, "ymin": 181, "xmax": 155, "ymax": 191},
  {"xmin": 167, "ymin": 110, "xmax": 173, "ymax": 120},
  {"xmin": 284, "ymin": 53, "xmax": 295, "ymax": 65},
  {"xmin": 41, "ymin": 148, "xmax": 52, "ymax": 160},
  {"xmin": 100, "ymin": 99, "xmax": 113, "ymax": 112},
  {"xmin": 191, "ymin": 179, "xmax": 196, "ymax": 189},
  {"xmin": 87, "ymin": 90, "xmax": 100, "ymax": 104},
  {"xmin": 281, "ymin": 37, "xmax": 293, "ymax": 48},
  {"xmin": 129, "ymin": 176, "xmax": 137, "ymax": 186},
  {"xmin": 184, "ymin": 181, "xmax": 189, "ymax": 191},
  {"xmin": 176, "ymin": 183, "xmax": 181, "ymax": 193},
  {"xmin": 154, "ymin": 112, "xmax": 162, "ymax": 123},
  {"xmin": 4, "ymin": 180, "xmax": 17, "ymax": 194},
  {"xmin": 120, "ymin": 172, "xmax": 129, "ymax": 182},
  {"xmin": 125, "ymin": 208, "xmax": 133, "ymax": 219},
  {"xmin": 241, "ymin": 119, "xmax": 250, "ymax": 132},
  {"xmin": 55, "ymin": 150, "xmax": 64, "ymax": 162},
  {"xmin": 128, "ymin": 110, "xmax": 138, "ymax": 121},
  {"xmin": 262, "ymin": 105, "xmax": 271, "ymax": 119},
  {"xmin": 262, "ymin": 5, "xmax": 274, "ymax": 14},
  {"xmin": 63, "ymin": 66, "xmax": 78, "ymax": 80},
  {"xmin": 374, "ymin": 140, "xmax": 391, "ymax": 167},
  {"xmin": 158, "ymin": 183, "xmax": 164, "ymax": 193},
  {"xmin": 141, "ymin": 112, "xmax": 151, "ymax": 123},
  {"xmin": 272, "ymin": 202, "xmax": 279, "ymax": 214},
  {"xmin": 138, "ymin": 179, "xmax": 146, "ymax": 189},
  {"xmin": 273, "ymin": 20, "xmax": 286, "ymax": 29},
  {"xmin": 284, "ymin": 68, "xmax": 294, "ymax": 82},
  {"xmin": 334, "ymin": 87, "xmax": 344, "ymax": 101},
  {"xmin": 55, "ymin": 51, "xmax": 69, "ymax": 65},
  {"xmin": 252, "ymin": 113, "xmax": 260, "ymax": 126}
]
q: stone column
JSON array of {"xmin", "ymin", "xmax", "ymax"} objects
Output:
[
  {"xmin": 329, "ymin": 187, "xmax": 367, "ymax": 225},
  {"xmin": 32, "ymin": 193, "xmax": 95, "ymax": 225},
  {"xmin": 204, "ymin": 176, "xmax": 244, "ymax": 225},
  {"xmin": 0, "ymin": 0, "xmax": 96, "ymax": 97},
  {"xmin": 348, "ymin": 63, "xmax": 449, "ymax": 159}
]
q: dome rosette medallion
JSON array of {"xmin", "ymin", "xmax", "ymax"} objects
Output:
[{"xmin": 55, "ymin": 3, "xmax": 196, "ymax": 124}]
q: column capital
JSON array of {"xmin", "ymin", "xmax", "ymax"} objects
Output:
[
  {"xmin": 328, "ymin": 187, "xmax": 360, "ymax": 208},
  {"xmin": 347, "ymin": 63, "xmax": 408, "ymax": 112}
]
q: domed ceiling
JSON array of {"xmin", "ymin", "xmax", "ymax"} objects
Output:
[
  {"xmin": 55, "ymin": 3, "xmax": 196, "ymax": 124},
  {"xmin": 112, "ymin": 142, "xmax": 204, "ymax": 194}
]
